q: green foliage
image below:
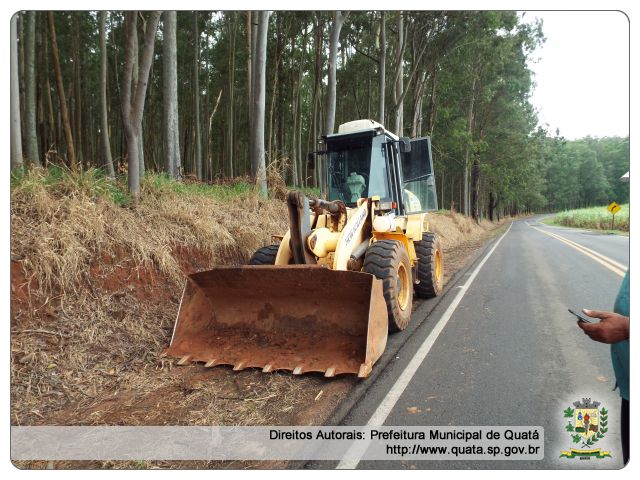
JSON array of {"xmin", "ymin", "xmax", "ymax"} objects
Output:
[
  {"xmin": 10, "ymin": 168, "xmax": 258, "ymax": 207},
  {"xmin": 563, "ymin": 407, "xmax": 574, "ymax": 418},
  {"xmin": 542, "ymin": 135, "xmax": 629, "ymax": 211},
  {"xmin": 297, "ymin": 186, "xmax": 321, "ymax": 197},
  {"xmin": 547, "ymin": 204, "xmax": 629, "ymax": 232},
  {"xmin": 142, "ymin": 173, "xmax": 253, "ymax": 199},
  {"xmin": 565, "ymin": 422, "xmax": 574, "ymax": 432},
  {"xmin": 11, "ymin": 166, "xmax": 129, "ymax": 205},
  {"xmin": 19, "ymin": 11, "xmax": 628, "ymax": 215},
  {"xmin": 584, "ymin": 409, "xmax": 608, "ymax": 446}
]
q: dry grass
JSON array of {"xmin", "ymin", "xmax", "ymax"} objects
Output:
[
  {"xmin": 11, "ymin": 168, "xmax": 290, "ymax": 426},
  {"xmin": 11, "ymin": 169, "xmax": 289, "ymax": 295},
  {"xmin": 428, "ymin": 209, "xmax": 503, "ymax": 251}
]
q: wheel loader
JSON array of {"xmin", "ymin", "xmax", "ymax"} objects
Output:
[{"xmin": 164, "ymin": 119, "xmax": 443, "ymax": 378}]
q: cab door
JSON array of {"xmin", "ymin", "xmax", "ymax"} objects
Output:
[{"xmin": 399, "ymin": 137, "xmax": 438, "ymax": 213}]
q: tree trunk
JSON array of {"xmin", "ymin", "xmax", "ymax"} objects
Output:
[
  {"xmin": 245, "ymin": 11, "xmax": 252, "ymax": 176},
  {"xmin": 297, "ymin": 28, "xmax": 307, "ymax": 186},
  {"xmin": 18, "ymin": 14, "xmax": 25, "ymax": 137},
  {"xmin": 426, "ymin": 67, "xmax": 438, "ymax": 136},
  {"xmin": 310, "ymin": 15, "xmax": 323, "ymax": 187},
  {"xmin": 267, "ymin": 13, "xmax": 282, "ymax": 163},
  {"xmin": 251, "ymin": 11, "xmax": 269, "ymax": 197},
  {"xmin": 291, "ymin": 33, "xmax": 298, "ymax": 186},
  {"xmin": 41, "ymin": 14, "xmax": 55, "ymax": 166},
  {"xmin": 393, "ymin": 12, "xmax": 404, "ymax": 135},
  {"xmin": 488, "ymin": 191, "xmax": 498, "ymax": 222},
  {"xmin": 122, "ymin": 11, "xmax": 161, "ymax": 196},
  {"xmin": 99, "ymin": 12, "xmax": 115, "ymax": 178},
  {"xmin": 163, "ymin": 11, "xmax": 181, "ymax": 178},
  {"xmin": 130, "ymin": 22, "xmax": 146, "ymax": 178},
  {"xmin": 193, "ymin": 12, "xmax": 202, "ymax": 180},
  {"xmin": 24, "ymin": 11, "xmax": 39, "ymax": 166},
  {"xmin": 378, "ymin": 11, "xmax": 386, "ymax": 125},
  {"xmin": 208, "ymin": 89, "xmax": 222, "ymax": 179},
  {"xmin": 411, "ymin": 70, "xmax": 427, "ymax": 137},
  {"xmin": 10, "ymin": 14, "xmax": 23, "ymax": 170},
  {"xmin": 228, "ymin": 13, "xmax": 237, "ymax": 178},
  {"xmin": 72, "ymin": 14, "xmax": 84, "ymax": 168},
  {"xmin": 324, "ymin": 11, "xmax": 347, "ymax": 136},
  {"xmin": 250, "ymin": 10, "xmax": 258, "ymax": 173},
  {"xmin": 47, "ymin": 12, "xmax": 77, "ymax": 171},
  {"xmin": 463, "ymin": 74, "xmax": 476, "ymax": 216},
  {"xmin": 471, "ymin": 158, "xmax": 480, "ymax": 221}
]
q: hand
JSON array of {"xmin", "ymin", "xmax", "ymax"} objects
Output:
[{"xmin": 577, "ymin": 309, "xmax": 629, "ymax": 344}]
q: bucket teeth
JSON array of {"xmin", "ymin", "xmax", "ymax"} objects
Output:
[
  {"xmin": 293, "ymin": 366, "xmax": 303, "ymax": 375},
  {"xmin": 357, "ymin": 363, "xmax": 372, "ymax": 378},
  {"xmin": 262, "ymin": 364, "xmax": 273, "ymax": 373},
  {"xmin": 233, "ymin": 361, "xmax": 246, "ymax": 371},
  {"xmin": 177, "ymin": 356, "xmax": 191, "ymax": 366},
  {"xmin": 324, "ymin": 367, "xmax": 336, "ymax": 378},
  {"xmin": 204, "ymin": 359, "xmax": 218, "ymax": 368}
]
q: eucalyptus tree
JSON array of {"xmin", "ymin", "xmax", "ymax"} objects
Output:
[
  {"xmin": 163, "ymin": 11, "xmax": 181, "ymax": 178},
  {"xmin": 250, "ymin": 11, "xmax": 270, "ymax": 197},
  {"xmin": 324, "ymin": 11, "xmax": 348, "ymax": 136},
  {"xmin": 24, "ymin": 11, "xmax": 39, "ymax": 166},
  {"xmin": 10, "ymin": 14, "xmax": 23, "ymax": 170},
  {"xmin": 121, "ymin": 11, "xmax": 161, "ymax": 195},
  {"xmin": 99, "ymin": 11, "xmax": 115, "ymax": 177},
  {"xmin": 47, "ymin": 11, "xmax": 77, "ymax": 170},
  {"xmin": 193, "ymin": 12, "xmax": 203, "ymax": 180}
]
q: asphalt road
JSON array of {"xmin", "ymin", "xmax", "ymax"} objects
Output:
[{"xmin": 320, "ymin": 217, "xmax": 629, "ymax": 470}]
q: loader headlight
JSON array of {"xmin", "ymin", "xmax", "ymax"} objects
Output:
[{"xmin": 373, "ymin": 215, "xmax": 396, "ymax": 232}]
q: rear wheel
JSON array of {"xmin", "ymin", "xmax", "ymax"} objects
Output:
[
  {"xmin": 248, "ymin": 244, "xmax": 280, "ymax": 265},
  {"xmin": 363, "ymin": 240, "xmax": 413, "ymax": 332},
  {"xmin": 414, "ymin": 232, "xmax": 443, "ymax": 298}
]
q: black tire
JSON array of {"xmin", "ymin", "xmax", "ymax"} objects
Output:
[
  {"xmin": 363, "ymin": 240, "xmax": 413, "ymax": 332},
  {"xmin": 414, "ymin": 232, "xmax": 443, "ymax": 299},
  {"xmin": 248, "ymin": 244, "xmax": 280, "ymax": 265}
]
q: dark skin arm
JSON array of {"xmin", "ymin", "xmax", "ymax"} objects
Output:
[{"xmin": 577, "ymin": 309, "xmax": 629, "ymax": 344}]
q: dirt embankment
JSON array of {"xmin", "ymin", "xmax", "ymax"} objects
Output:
[{"xmin": 11, "ymin": 179, "xmax": 508, "ymax": 466}]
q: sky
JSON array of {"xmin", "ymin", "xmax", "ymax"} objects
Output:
[{"xmin": 525, "ymin": 10, "xmax": 629, "ymax": 140}]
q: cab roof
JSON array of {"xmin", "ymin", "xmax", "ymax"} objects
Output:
[{"xmin": 325, "ymin": 119, "xmax": 400, "ymax": 141}]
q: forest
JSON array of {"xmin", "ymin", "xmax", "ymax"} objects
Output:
[{"xmin": 9, "ymin": 10, "xmax": 630, "ymax": 220}]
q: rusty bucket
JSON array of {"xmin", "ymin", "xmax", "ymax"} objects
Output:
[{"xmin": 163, "ymin": 265, "xmax": 388, "ymax": 377}]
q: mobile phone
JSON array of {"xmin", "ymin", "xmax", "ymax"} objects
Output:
[{"xmin": 568, "ymin": 308, "xmax": 593, "ymax": 324}]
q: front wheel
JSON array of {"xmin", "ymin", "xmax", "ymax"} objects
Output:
[
  {"xmin": 414, "ymin": 232, "xmax": 443, "ymax": 298},
  {"xmin": 248, "ymin": 244, "xmax": 279, "ymax": 265},
  {"xmin": 363, "ymin": 240, "xmax": 413, "ymax": 332}
]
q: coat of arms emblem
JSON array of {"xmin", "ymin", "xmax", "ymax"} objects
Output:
[{"xmin": 560, "ymin": 398, "xmax": 611, "ymax": 459}]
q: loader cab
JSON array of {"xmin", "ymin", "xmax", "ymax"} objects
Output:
[
  {"xmin": 320, "ymin": 121, "xmax": 438, "ymax": 215},
  {"xmin": 324, "ymin": 130, "xmax": 391, "ymax": 207}
]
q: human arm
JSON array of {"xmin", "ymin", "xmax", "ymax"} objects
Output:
[{"xmin": 577, "ymin": 309, "xmax": 629, "ymax": 344}]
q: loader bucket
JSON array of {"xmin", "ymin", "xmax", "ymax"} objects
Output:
[{"xmin": 164, "ymin": 265, "xmax": 388, "ymax": 378}]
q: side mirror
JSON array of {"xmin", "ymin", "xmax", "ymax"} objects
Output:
[
  {"xmin": 307, "ymin": 152, "xmax": 315, "ymax": 170},
  {"xmin": 399, "ymin": 137, "xmax": 411, "ymax": 153}
]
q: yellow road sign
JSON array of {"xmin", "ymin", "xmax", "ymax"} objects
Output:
[{"xmin": 607, "ymin": 202, "xmax": 621, "ymax": 215}]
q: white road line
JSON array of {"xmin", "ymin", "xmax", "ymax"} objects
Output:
[
  {"xmin": 336, "ymin": 221, "xmax": 514, "ymax": 469},
  {"xmin": 529, "ymin": 225, "xmax": 626, "ymax": 277}
]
